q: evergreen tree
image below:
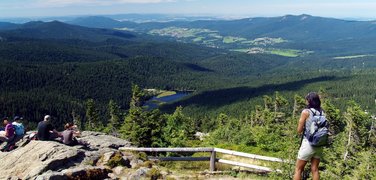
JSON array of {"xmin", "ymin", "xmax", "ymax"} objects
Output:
[
  {"xmin": 130, "ymin": 84, "xmax": 145, "ymax": 109},
  {"xmin": 105, "ymin": 100, "xmax": 121, "ymax": 136},
  {"xmin": 322, "ymin": 101, "xmax": 375, "ymax": 179},
  {"xmin": 274, "ymin": 92, "xmax": 289, "ymax": 122},
  {"xmin": 71, "ymin": 110, "xmax": 82, "ymax": 130},
  {"xmin": 163, "ymin": 106, "xmax": 194, "ymax": 147},
  {"xmin": 262, "ymin": 95, "xmax": 273, "ymax": 110},
  {"xmin": 292, "ymin": 94, "xmax": 306, "ymax": 118},
  {"xmin": 322, "ymin": 100, "xmax": 343, "ymax": 135},
  {"xmin": 217, "ymin": 113, "xmax": 229, "ymax": 127},
  {"xmin": 85, "ymin": 99, "xmax": 102, "ymax": 131},
  {"xmin": 343, "ymin": 101, "xmax": 370, "ymax": 162},
  {"xmin": 120, "ymin": 84, "xmax": 166, "ymax": 147},
  {"xmin": 121, "ymin": 85, "xmax": 144, "ymax": 146}
]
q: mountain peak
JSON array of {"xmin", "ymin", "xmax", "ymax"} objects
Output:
[
  {"xmin": 68, "ymin": 16, "xmax": 137, "ymax": 28},
  {"xmin": 280, "ymin": 14, "xmax": 312, "ymax": 21}
]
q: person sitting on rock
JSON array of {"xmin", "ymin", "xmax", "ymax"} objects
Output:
[
  {"xmin": 61, "ymin": 122, "xmax": 87, "ymax": 146},
  {"xmin": 0, "ymin": 117, "xmax": 15, "ymax": 144},
  {"xmin": 12, "ymin": 116, "xmax": 25, "ymax": 137},
  {"xmin": 37, "ymin": 115, "xmax": 60, "ymax": 141}
]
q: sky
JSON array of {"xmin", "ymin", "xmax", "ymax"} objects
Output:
[{"xmin": 1, "ymin": 0, "xmax": 376, "ymax": 19}]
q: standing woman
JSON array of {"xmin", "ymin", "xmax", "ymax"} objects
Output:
[{"xmin": 293, "ymin": 92, "xmax": 324, "ymax": 180}]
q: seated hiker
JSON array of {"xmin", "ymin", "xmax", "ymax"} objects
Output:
[
  {"xmin": 61, "ymin": 122, "xmax": 87, "ymax": 146},
  {"xmin": 12, "ymin": 116, "xmax": 25, "ymax": 137},
  {"xmin": 0, "ymin": 117, "xmax": 15, "ymax": 144},
  {"xmin": 61, "ymin": 123, "xmax": 78, "ymax": 146},
  {"xmin": 69, "ymin": 122, "xmax": 81, "ymax": 137},
  {"xmin": 37, "ymin": 115, "xmax": 60, "ymax": 141}
]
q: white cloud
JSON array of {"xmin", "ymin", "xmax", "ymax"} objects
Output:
[{"xmin": 36, "ymin": 0, "xmax": 177, "ymax": 7}]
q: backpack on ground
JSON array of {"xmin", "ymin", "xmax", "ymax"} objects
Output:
[
  {"xmin": 304, "ymin": 108, "xmax": 329, "ymax": 147},
  {"xmin": 12, "ymin": 122, "xmax": 25, "ymax": 136}
]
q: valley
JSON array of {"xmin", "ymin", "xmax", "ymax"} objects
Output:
[
  {"xmin": 139, "ymin": 26, "xmax": 311, "ymax": 57},
  {"xmin": 0, "ymin": 14, "xmax": 375, "ymax": 179}
]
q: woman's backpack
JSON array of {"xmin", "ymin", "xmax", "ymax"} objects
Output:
[
  {"xmin": 304, "ymin": 108, "xmax": 329, "ymax": 147},
  {"xmin": 12, "ymin": 122, "xmax": 25, "ymax": 136}
]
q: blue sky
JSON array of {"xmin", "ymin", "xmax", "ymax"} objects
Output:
[{"xmin": 1, "ymin": 0, "xmax": 376, "ymax": 19}]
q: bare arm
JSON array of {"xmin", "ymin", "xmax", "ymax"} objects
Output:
[
  {"xmin": 297, "ymin": 110, "xmax": 310, "ymax": 134},
  {"xmin": 73, "ymin": 130, "xmax": 81, "ymax": 137},
  {"xmin": 5, "ymin": 125, "xmax": 10, "ymax": 137}
]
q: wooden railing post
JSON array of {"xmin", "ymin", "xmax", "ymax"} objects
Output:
[{"xmin": 210, "ymin": 150, "xmax": 216, "ymax": 172}]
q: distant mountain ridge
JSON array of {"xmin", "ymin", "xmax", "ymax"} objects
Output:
[
  {"xmin": 58, "ymin": 14, "xmax": 376, "ymax": 57},
  {"xmin": 0, "ymin": 20, "xmax": 135, "ymax": 41},
  {"xmin": 0, "ymin": 22, "xmax": 19, "ymax": 30},
  {"xmin": 66, "ymin": 14, "xmax": 376, "ymax": 42},
  {"xmin": 68, "ymin": 16, "xmax": 137, "ymax": 29},
  {"xmin": 3, "ymin": 14, "xmax": 376, "ymax": 43}
]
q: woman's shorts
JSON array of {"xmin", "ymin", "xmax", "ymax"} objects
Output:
[{"xmin": 297, "ymin": 138, "xmax": 323, "ymax": 161}]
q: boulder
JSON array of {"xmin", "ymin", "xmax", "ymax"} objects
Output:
[
  {"xmin": 130, "ymin": 159, "xmax": 144, "ymax": 169},
  {"xmin": 113, "ymin": 166, "xmax": 125, "ymax": 175},
  {"xmin": 99, "ymin": 151, "xmax": 115, "ymax": 166},
  {"xmin": 0, "ymin": 131, "xmax": 132, "ymax": 179},
  {"xmin": 128, "ymin": 167, "xmax": 151, "ymax": 180},
  {"xmin": 0, "ymin": 141, "xmax": 82, "ymax": 179},
  {"xmin": 36, "ymin": 166, "xmax": 111, "ymax": 180},
  {"xmin": 79, "ymin": 131, "xmax": 131, "ymax": 149}
]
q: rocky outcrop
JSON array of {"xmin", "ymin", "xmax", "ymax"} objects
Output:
[
  {"xmin": 80, "ymin": 131, "xmax": 131, "ymax": 149},
  {"xmin": 35, "ymin": 166, "xmax": 112, "ymax": 180},
  {"xmin": 0, "ymin": 131, "xmax": 132, "ymax": 180},
  {"xmin": 0, "ymin": 141, "xmax": 82, "ymax": 179}
]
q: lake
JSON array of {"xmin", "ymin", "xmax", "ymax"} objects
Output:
[{"xmin": 144, "ymin": 91, "xmax": 191, "ymax": 110}]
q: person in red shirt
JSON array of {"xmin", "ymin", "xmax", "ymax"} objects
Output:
[{"xmin": 0, "ymin": 117, "xmax": 15, "ymax": 143}]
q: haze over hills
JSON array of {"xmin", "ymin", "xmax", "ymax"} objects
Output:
[
  {"xmin": 0, "ymin": 20, "xmax": 135, "ymax": 41},
  {"xmin": 66, "ymin": 14, "xmax": 376, "ymax": 41},
  {"xmin": 64, "ymin": 14, "xmax": 376, "ymax": 57}
]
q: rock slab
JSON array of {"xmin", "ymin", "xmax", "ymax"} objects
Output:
[{"xmin": 0, "ymin": 131, "xmax": 131, "ymax": 179}]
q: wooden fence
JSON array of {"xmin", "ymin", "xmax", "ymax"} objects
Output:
[{"xmin": 120, "ymin": 147, "xmax": 289, "ymax": 173}]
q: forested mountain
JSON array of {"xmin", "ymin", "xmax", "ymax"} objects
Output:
[
  {"xmin": 0, "ymin": 22, "xmax": 19, "ymax": 30},
  {"xmin": 0, "ymin": 14, "xmax": 375, "ymax": 178},
  {"xmin": 0, "ymin": 21, "xmax": 135, "ymax": 41},
  {"xmin": 67, "ymin": 15, "xmax": 376, "ymax": 57},
  {"xmin": 69, "ymin": 14, "xmax": 376, "ymax": 42},
  {"xmin": 0, "ymin": 20, "xmax": 293, "ymax": 127},
  {"xmin": 0, "ymin": 18, "xmax": 376, "ymax": 125}
]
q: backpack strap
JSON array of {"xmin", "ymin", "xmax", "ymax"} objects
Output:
[
  {"xmin": 309, "ymin": 108, "xmax": 317, "ymax": 116},
  {"xmin": 300, "ymin": 109, "xmax": 310, "ymax": 147},
  {"xmin": 309, "ymin": 108, "xmax": 323, "ymax": 116}
]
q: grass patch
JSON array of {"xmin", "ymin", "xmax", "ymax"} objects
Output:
[
  {"xmin": 266, "ymin": 49, "xmax": 301, "ymax": 57},
  {"xmin": 193, "ymin": 37, "xmax": 205, "ymax": 42},
  {"xmin": 333, "ymin": 54, "xmax": 373, "ymax": 59},
  {"xmin": 157, "ymin": 91, "xmax": 177, "ymax": 98},
  {"xmin": 230, "ymin": 49, "xmax": 249, "ymax": 53},
  {"xmin": 223, "ymin": 36, "xmax": 247, "ymax": 44}
]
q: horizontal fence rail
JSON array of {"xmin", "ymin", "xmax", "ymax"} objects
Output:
[
  {"xmin": 214, "ymin": 148, "xmax": 283, "ymax": 162},
  {"xmin": 148, "ymin": 156, "xmax": 211, "ymax": 162},
  {"xmin": 120, "ymin": 147, "xmax": 287, "ymax": 173},
  {"xmin": 121, "ymin": 147, "xmax": 214, "ymax": 152},
  {"xmin": 217, "ymin": 159, "xmax": 277, "ymax": 172}
]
